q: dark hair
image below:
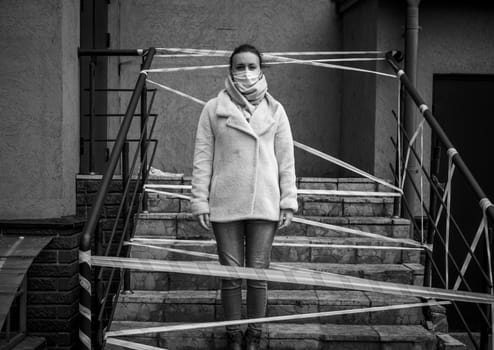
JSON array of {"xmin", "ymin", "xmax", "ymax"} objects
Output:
[{"xmin": 229, "ymin": 44, "xmax": 263, "ymax": 69}]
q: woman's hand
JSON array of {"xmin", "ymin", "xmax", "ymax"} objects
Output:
[
  {"xmin": 197, "ymin": 213, "xmax": 210, "ymax": 231},
  {"xmin": 278, "ymin": 209, "xmax": 294, "ymax": 230}
]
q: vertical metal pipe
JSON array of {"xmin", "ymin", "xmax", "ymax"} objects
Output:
[
  {"xmin": 402, "ymin": 0, "xmax": 421, "ymax": 220},
  {"xmin": 140, "ymin": 58, "xmax": 149, "ymax": 213},
  {"xmin": 89, "ymin": 56, "xmax": 96, "ymax": 174},
  {"xmin": 122, "ymin": 142, "xmax": 131, "ymax": 291}
]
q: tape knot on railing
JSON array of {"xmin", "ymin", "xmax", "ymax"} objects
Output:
[
  {"xmin": 140, "ymin": 70, "xmax": 148, "ymax": 76},
  {"xmin": 447, "ymin": 148, "xmax": 458, "ymax": 159},
  {"xmin": 419, "ymin": 104, "xmax": 429, "ymax": 114},
  {"xmin": 480, "ymin": 198, "xmax": 493, "ymax": 212}
]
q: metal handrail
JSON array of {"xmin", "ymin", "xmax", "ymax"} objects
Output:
[
  {"xmin": 78, "ymin": 47, "xmax": 156, "ymax": 350},
  {"xmin": 386, "ymin": 50, "xmax": 493, "ymax": 350},
  {"xmin": 386, "ymin": 50, "xmax": 494, "ymax": 224}
]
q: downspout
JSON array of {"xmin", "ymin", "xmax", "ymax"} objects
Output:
[{"xmin": 402, "ymin": 0, "xmax": 421, "ymax": 221}]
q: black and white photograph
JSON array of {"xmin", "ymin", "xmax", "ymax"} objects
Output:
[{"xmin": 1, "ymin": 1, "xmax": 494, "ymax": 349}]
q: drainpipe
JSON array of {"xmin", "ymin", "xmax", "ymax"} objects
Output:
[{"xmin": 402, "ymin": 0, "xmax": 421, "ymax": 222}]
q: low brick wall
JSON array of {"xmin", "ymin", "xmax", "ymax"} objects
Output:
[{"xmin": 0, "ymin": 217, "xmax": 85, "ymax": 350}]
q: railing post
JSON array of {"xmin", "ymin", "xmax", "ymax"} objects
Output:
[
  {"xmin": 122, "ymin": 141, "xmax": 131, "ymax": 292},
  {"xmin": 480, "ymin": 227, "xmax": 493, "ymax": 350},
  {"xmin": 140, "ymin": 57, "xmax": 149, "ymax": 213}
]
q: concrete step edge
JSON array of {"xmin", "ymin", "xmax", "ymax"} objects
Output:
[{"xmin": 109, "ymin": 321, "xmax": 436, "ymax": 343}]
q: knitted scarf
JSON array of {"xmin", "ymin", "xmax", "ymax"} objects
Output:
[{"xmin": 225, "ymin": 73, "xmax": 268, "ymax": 116}]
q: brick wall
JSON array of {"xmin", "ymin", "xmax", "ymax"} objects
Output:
[
  {"xmin": 0, "ymin": 177, "xmax": 140, "ymax": 349},
  {"xmin": 0, "ymin": 217, "xmax": 85, "ymax": 350}
]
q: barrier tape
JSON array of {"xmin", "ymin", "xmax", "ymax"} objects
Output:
[
  {"xmin": 146, "ymin": 79, "xmax": 207, "ymax": 106},
  {"xmin": 291, "ymin": 217, "xmax": 424, "ymax": 248},
  {"xmin": 127, "ymin": 239, "xmax": 418, "ymax": 284},
  {"xmin": 261, "ymin": 53, "xmax": 396, "ymax": 78},
  {"xmin": 293, "ymin": 141, "xmax": 402, "ymax": 194},
  {"xmin": 400, "ymin": 118, "xmax": 426, "ymax": 189},
  {"xmin": 155, "ymin": 48, "xmax": 384, "ymax": 56},
  {"xmin": 106, "ymin": 300, "xmax": 449, "ymax": 339},
  {"xmin": 145, "ymin": 188, "xmax": 192, "ymax": 200},
  {"xmin": 141, "ymin": 186, "xmax": 418, "ymax": 248},
  {"xmin": 144, "ymin": 58, "xmax": 386, "ymax": 75},
  {"xmin": 144, "ymin": 79, "xmax": 403, "ymax": 192},
  {"xmin": 79, "ymin": 330, "xmax": 91, "ymax": 350},
  {"xmin": 106, "ymin": 338, "xmax": 167, "ymax": 350},
  {"xmin": 91, "ymin": 256, "xmax": 494, "ymax": 304},
  {"xmin": 453, "ymin": 205, "xmax": 491, "ymax": 290},
  {"xmin": 154, "ymin": 55, "xmax": 386, "ymax": 64},
  {"xmin": 126, "ymin": 240, "xmax": 422, "ymax": 252},
  {"xmin": 144, "ymin": 184, "xmax": 401, "ymax": 197},
  {"xmin": 148, "ymin": 48, "xmax": 394, "ymax": 77}
]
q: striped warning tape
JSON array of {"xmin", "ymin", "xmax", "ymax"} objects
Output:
[
  {"xmin": 144, "ymin": 184, "xmax": 401, "ymax": 197},
  {"xmin": 106, "ymin": 300, "xmax": 449, "ymax": 340},
  {"xmin": 127, "ymin": 239, "xmax": 422, "ymax": 251},
  {"xmin": 154, "ymin": 47, "xmax": 384, "ymax": 56},
  {"xmin": 291, "ymin": 217, "xmax": 424, "ymax": 248},
  {"xmin": 143, "ymin": 79, "xmax": 402, "ymax": 194},
  {"xmin": 293, "ymin": 142, "xmax": 402, "ymax": 194},
  {"xmin": 140, "ymin": 187, "xmax": 419, "ymax": 248},
  {"xmin": 91, "ymin": 256, "xmax": 494, "ymax": 304},
  {"xmin": 262, "ymin": 53, "xmax": 396, "ymax": 78},
  {"xmin": 106, "ymin": 338, "xmax": 164, "ymax": 350},
  {"xmin": 144, "ymin": 58, "xmax": 386, "ymax": 75},
  {"xmin": 143, "ymin": 59, "xmax": 392, "ymax": 78}
]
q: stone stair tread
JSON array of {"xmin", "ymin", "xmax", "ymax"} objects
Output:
[
  {"xmin": 109, "ymin": 321, "xmax": 436, "ymax": 347},
  {"xmin": 138, "ymin": 212, "xmax": 409, "ymax": 225},
  {"xmin": 132, "ymin": 234, "xmax": 412, "ymax": 246},
  {"xmin": 147, "ymin": 191, "xmax": 396, "ymax": 200},
  {"xmin": 127, "ymin": 258, "xmax": 422, "ymax": 275},
  {"xmin": 118, "ymin": 289, "xmax": 422, "ymax": 305}
]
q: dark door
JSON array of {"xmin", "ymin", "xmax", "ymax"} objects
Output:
[
  {"xmin": 80, "ymin": 0, "xmax": 109, "ymax": 174},
  {"xmin": 432, "ymin": 74, "xmax": 494, "ymax": 331}
]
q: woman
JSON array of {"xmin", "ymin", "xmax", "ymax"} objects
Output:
[{"xmin": 191, "ymin": 44, "xmax": 298, "ymax": 350}]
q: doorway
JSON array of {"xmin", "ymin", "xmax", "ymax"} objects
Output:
[{"xmin": 432, "ymin": 74, "xmax": 494, "ymax": 330}]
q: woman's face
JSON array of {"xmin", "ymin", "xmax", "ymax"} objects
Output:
[{"xmin": 231, "ymin": 52, "xmax": 261, "ymax": 75}]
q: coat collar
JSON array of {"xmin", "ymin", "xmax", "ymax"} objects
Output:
[{"xmin": 216, "ymin": 90, "xmax": 276, "ymax": 138}]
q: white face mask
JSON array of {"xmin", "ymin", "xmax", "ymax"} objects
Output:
[{"xmin": 232, "ymin": 70, "xmax": 262, "ymax": 88}]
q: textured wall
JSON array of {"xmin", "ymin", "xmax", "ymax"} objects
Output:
[
  {"xmin": 0, "ymin": 0, "xmax": 80, "ymax": 219},
  {"xmin": 108, "ymin": 0, "xmax": 342, "ymax": 177},
  {"xmin": 373, "ymin": 1, "xmax": 494, "ymax": 180},
  {"xmin": 340, "ymin": 0, "xmax": 378, "ymax": 175}
]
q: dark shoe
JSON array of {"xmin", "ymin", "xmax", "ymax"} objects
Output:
[
  {"xmin": 226, "ymin": 329, "xmax": 243, "ymax": 350},
  {"xmin": 244, "ymin": 328, "xmax": 261, "ymax": 350}
]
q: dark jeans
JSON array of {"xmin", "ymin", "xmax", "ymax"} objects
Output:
[{"xmin": 212, "ymin": 220, "xmax": 277, "ymax": 333}]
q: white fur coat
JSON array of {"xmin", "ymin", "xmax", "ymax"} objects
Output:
[{"xmin": 191, "ymin": 90, "xmax": 298, "ymax": 222}]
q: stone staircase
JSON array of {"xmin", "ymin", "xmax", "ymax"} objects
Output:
[{"xmin": 109, "ymin": 177, "xmax": 463, "ymax": 349}]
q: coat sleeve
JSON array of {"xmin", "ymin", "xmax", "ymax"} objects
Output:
[
  {"xmin": 274, "ymin": 104, "xmax": 298, "ymax": 213},
  {"xmin": 191, "ymin": 101, "xmax": 215, "ymax": 216}
]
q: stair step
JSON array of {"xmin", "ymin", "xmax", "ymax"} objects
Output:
[
  {"xmin": 129, "ymin": 236, "xmax": 421, "ymax": 264},
  {"xmin": 107, "ymin": 321, "xmax": 436, "ymax": 350},
  {"xmin": 114, "ymin": 289, "xmax": 432, "ymax": 325},
  {"xmin": 11, "ymin": 337, "xmax": 46, "ymax": 350},
  {"xmin": 147, "ymin": 176, "xmax": 393, "ymax": 190},
  {"xmin": 130, "ymin": 262, "xmax": 423, "ymax": 291},
  {"xmin": 135, "ymin": 213, "xmax": 411, "ymax": 239},
  {"xmin": 147, "ymin": 192, "xmax": 395, "ymax": 217}
]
